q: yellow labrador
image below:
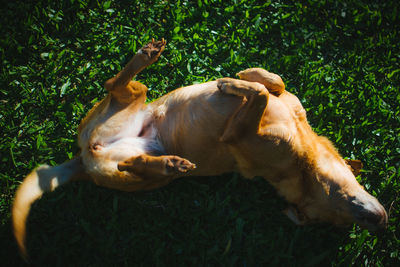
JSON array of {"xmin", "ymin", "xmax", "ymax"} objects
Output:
[{"xmin": 13, "ymin": 39, "xmax": 387, "ymax": 257}]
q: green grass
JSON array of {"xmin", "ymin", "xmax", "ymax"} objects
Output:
[{"xmin": 1, "ymin": 0, "xmax": 399, "ymax": 265}]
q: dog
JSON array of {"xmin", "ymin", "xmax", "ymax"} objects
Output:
[{"xmin": 12, "ymin": 39, "xmax": 388, "ymax": 257}]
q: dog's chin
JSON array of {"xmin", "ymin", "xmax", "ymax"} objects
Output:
[{"xmin": 354, "ymin": 216, "xmax": 388, "ymax": 232}]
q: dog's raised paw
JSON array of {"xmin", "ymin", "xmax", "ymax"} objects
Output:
[
  {"xmin": 217, "ymin": 78, "xmax": 238, "ymax": 95},
  {"xmin": 140, "ymin": 38, "xmax": 166, "ymax": 62}
]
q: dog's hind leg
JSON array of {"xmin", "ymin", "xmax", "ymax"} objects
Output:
[
  {"xmin": 104, "ymin": 39, "xmax": 166, "ymax": 104},
  {"xmin": 117, "ymin": 154, "xmax": 196, "ymax": 179},
  {"xmin": 236, "ymin": 68, "xmax": 285, "ymax": 96},
  {"xmin": 217, "ymin": 78, "xmax": 269, "ymax": 142}
]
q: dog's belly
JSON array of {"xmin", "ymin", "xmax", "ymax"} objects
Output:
[
  {"xmin": 151, "ymin": 82, "xmax": 245, "ymax": 175},
  {"xmin": 151, "ymin": 81, "xmax": 299, "ymax": 177},
  {"xmin": 79, "ymin": 98, "xmax": 164, "ymax": 181}
]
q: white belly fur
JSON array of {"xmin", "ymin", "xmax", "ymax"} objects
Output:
[{"xmin": 80, "ymin": 108, "xmax": 164, "ymax": 177}]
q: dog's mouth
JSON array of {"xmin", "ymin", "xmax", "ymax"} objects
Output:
[{"xmin": 283, "ymin": 205, "xmax": 309, "ymax": 225}]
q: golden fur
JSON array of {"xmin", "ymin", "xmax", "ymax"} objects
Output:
[{"xmin": 12, "ymin": 39, "xmax": 387, "ymax": 258}]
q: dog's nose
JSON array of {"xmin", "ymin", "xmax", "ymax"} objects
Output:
[
  {"xmin": 354, "ymin": 205, "xmax": 388, "ymax": 230},
  {"xmin": 351, "ymin": 191, "xmax": 388, "ymax": 231}
]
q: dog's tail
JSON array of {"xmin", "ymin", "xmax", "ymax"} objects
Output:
[{"xmin": 12, "ymin": 157, "xmax": 86, "ymax": 258}]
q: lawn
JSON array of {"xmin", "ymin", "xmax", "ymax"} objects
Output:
[{"xmin": 0, "ymin": 0, "xmax": 399, "ymax": 265}]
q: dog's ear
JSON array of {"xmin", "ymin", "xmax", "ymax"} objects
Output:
[{"xmin": 345, "ymin": 159, "xmax": 363, "ymax": 176}]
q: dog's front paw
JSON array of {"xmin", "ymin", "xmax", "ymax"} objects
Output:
[
  {"xmin": 139, "ymin": 38, "xmax": 166, "ymax": 63},
  {"xmin": 217, "ymin": 78, "xmax": 239, "ymax": 95},
  {"xmin": 164, "ymin": 156, "xmax": 196, "ymax": 175}
]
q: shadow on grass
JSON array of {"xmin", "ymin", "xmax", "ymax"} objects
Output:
[{"xmin": 3, "ymin": 175, "xmax": 350, "ymax": 266}]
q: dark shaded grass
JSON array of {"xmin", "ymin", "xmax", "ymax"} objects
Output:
[
  {"xmin": 2, "ymin": 176, "xmax": 348, "ymax": 266},
  {"xmin": 1, "ymin": 0, "xmax": 399, "ymax": 266}
]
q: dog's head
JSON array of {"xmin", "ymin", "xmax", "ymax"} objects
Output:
[
  {"xmin": 285, "ymin": 138, "xmax": 388, "ymax": 231},
  {"xmin": 267, "ymin": 91, "xmax": 388, "ymax": 231}
]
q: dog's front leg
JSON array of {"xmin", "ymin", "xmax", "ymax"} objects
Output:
[
  {"xmin": 217, "ymin": 78, "xmax": 270, "ymax": 142},
  {"xmin": 104, "ymin": 39, "xmax": 166, "ymax": 103},
  {"xmin": 236, "ymin": 68, "xmax": 285, "ymax": 96},
  {"xmin": 117, "ymin": 154, "xmax": 196, "ymax": 179}
]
